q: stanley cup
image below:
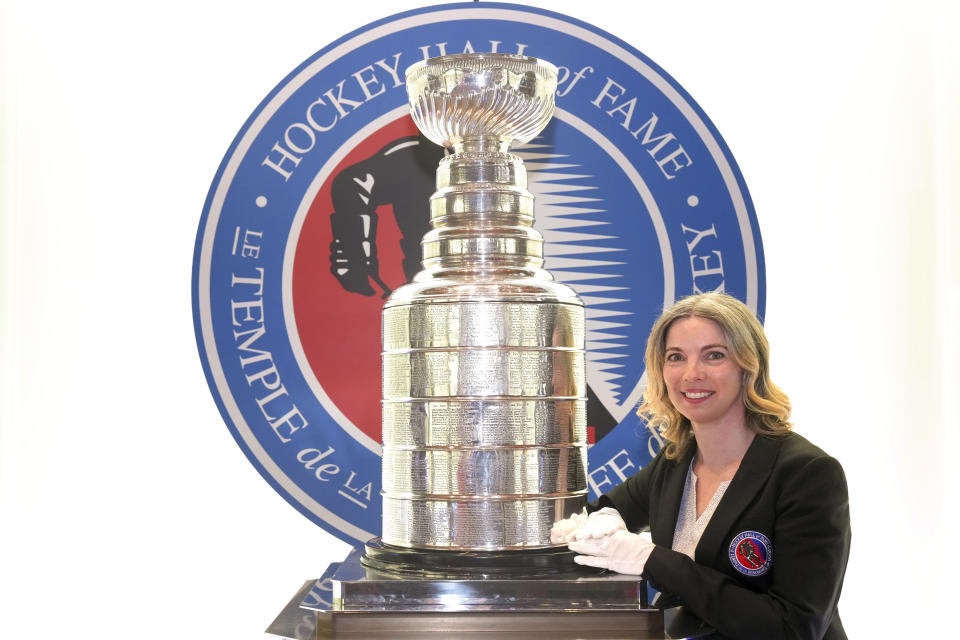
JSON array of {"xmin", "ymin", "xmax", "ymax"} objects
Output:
[{"xmin": 380, "ymin": 53, "xmax": 588, "ymax": 550}]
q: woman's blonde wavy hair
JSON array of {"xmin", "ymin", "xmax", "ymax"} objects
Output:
[{"xmin": 638, "ymin": 292, "xmax": 792, "ymax": 459}]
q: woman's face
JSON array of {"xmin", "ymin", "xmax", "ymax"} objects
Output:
[{"xmin": 662, "ymin": 316, "xmax": 746, "ymax": 431}]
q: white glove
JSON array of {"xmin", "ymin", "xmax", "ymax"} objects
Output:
[
  {"xmin": 550, "ymin": 508, "xmax": 589, "ymax": 544},
  {"xmin": 574, "ymin": 507, "xmax": 627, "ymax": 541},
  {"xmin": 569, "ymin": 530, "xmax": 654, "ymax": 575}
]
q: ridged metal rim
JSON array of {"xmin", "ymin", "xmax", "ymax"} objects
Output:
[{"xmin": 405, "ymin": 53, "xmax": 558, "ymax": 83}]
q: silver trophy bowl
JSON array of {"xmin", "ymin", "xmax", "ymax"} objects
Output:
[{"xmin": 380, "ymin": 53, "xmax": 588, "ymax": 551}]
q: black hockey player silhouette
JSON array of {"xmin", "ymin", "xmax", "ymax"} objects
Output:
[
  {"xmin": 737, "ymin": 539, "xmax": 764, "ymax": 569},
  {"xmin": 328, "ymin": 134, "xmax": 441, "ymax": 297},
  {"xmin": 328, "ymin": 133, "xmax": 618, "ymax": 440}
]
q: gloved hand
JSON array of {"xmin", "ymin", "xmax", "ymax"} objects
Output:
[
  {"xmin": 574, "ymin": 507, "xmax": 627, "ymax": 541},
  {"xmin": 568, "ymin": 530, "xmax": 655, "ymax": 575},
  {"xmin": 550, "ymin": 509, "xmax": 589, "ymax": 544}
]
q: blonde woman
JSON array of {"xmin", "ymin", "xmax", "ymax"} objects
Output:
[{"xmin": 553, "ymin": 293, "xmax": 850, "ymax": 640}]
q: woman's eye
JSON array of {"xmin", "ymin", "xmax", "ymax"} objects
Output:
[
  {"xmin": 706, "ymin": 351, "xmax": 725, "ymax": 360},
  {"xmin": 666, "ymin": 353, "xmax": 683, "ymax": 362}
]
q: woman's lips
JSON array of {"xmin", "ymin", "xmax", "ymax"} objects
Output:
[{"xmin": 682, "ymin": 390, "xmax": 714, "ymax": 403}]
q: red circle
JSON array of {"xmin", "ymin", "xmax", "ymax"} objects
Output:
[{"xmin": 292, "ymin": 116, "xmax": 421, "ymax": 444}]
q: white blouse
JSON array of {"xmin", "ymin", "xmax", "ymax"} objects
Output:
[{"xmin": 671, "ymin": 460, "xmax": 730, "ymax": 560}]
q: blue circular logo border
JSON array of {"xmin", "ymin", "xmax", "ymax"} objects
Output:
[{"xmin": 192, "ymin": 2, "xmax": 766, "ymax": 545}]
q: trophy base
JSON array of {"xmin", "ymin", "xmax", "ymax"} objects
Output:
[
  {"xmin": 266, "ymin": 543, "xmax": 718, "ymax": 639},
  {"xmin": 348, "ymin": 538, "xmax": 642, "ymax": 609},
  {"xmin": 360, "ymin": 537, "xmax": 591, "ymax": 578}
]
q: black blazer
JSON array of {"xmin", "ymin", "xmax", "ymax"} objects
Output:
[{"xmin": 595, "ymin": 432, "xmax": 850, "ymax": 640}]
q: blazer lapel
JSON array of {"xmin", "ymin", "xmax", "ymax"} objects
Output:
[
  {"xmin": 651, "ymin": 445, "xmax": 695, "ymax": 545},
  {"xmin": 694, "ymin": 434, "xmax": 781, "ymax": 564}
]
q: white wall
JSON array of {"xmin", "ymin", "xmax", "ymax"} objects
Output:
[{"xmin": 1, "ymin": 1, "xmax": 956, "ymax": 637}]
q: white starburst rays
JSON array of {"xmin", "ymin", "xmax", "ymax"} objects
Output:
[{"xmin": 514, "ymin": 138, "xmax": 638, "ymax": 424}]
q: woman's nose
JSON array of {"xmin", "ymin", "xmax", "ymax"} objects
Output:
[{"xmin": 682, "ymin": 361, "xmax": 704, "ymax": 381}]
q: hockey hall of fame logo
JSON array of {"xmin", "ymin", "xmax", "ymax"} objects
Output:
[{"xmin": 192, "ymin": 2, "xmax": 766, "ymax": 545}]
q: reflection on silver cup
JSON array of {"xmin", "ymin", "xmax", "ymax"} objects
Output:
[{"xmin": 381, "ymin": 53, "xmax": 588, "ymax": 550}]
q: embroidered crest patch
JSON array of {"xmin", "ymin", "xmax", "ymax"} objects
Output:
[{"xmin": 729, "ymin": 531, "xmax": 773, "ymax": 576}]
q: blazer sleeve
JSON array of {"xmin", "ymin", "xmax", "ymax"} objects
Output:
[
  {"xmin": 590, "ymin": 451, "xmax": 658, "ymax": 531},
  {"xmin": 642, "ymin": 455, "xmax": 850, "ymax": 640}
]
